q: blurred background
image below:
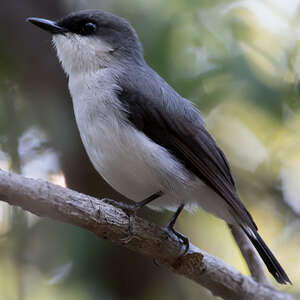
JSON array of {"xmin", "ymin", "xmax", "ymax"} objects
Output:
[{"xmin": 0, "ymin": 0, "xmax": 299, "ymax": 299}]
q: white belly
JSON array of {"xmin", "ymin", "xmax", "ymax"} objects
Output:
[
  {"xmin": 80, "ymin": 121, "xmax": 162, "ymax": 200},
  {"xmin": 76, "ymin": 109, "xmax": 190, "ymax": 201}
]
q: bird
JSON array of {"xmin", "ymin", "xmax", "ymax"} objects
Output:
[{"xmin": 27, "ymin": 9, "xmax": 291, "ymax": 284}]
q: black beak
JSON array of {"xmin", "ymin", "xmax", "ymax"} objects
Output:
[{"xmin": 26, "ymin": 17, "xmax": 68, "ymax": 34}]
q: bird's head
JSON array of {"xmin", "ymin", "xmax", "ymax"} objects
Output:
[{"xmin": 27, "ymin": 10, "xmax": 143, "ymax": 75}]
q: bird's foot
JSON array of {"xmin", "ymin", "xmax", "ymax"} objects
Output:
[
  {"xmin": 120, "ymin": 213, "xmax": 142, "ymax": 244},
  {"xmin": 104, "ymin": 192, "xmax": 163, "ymax": 244},
  {"xmin": 165, "ymin": 225, "xmax": 190, "ymax": 256},
  {"xmin": 104, "ymin": 199, "xmax": 141, "ymax": 243}
]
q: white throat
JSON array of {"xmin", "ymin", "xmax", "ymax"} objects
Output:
[{"xmin": 52, "ymin": 33, "xmax": 114, "ymax": 75}]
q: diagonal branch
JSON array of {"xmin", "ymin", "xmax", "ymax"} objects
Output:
[{"xmin": 0, "ymin": 169, "xmax": 294, "ymax": 300}]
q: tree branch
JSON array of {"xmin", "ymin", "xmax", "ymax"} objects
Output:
[{"xmin": 0, "ymin": 169, "xmax": 294, "ymax": 300}]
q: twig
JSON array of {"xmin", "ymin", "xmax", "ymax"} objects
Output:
[
  {"xmin": 229, "ymin": 224, "xmax": 271, "ymax": 286},
  {"xmin": 0, "ymin": 169, "xmax": 294, "ymax": 300}
]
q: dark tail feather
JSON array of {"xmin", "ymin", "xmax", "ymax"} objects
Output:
[{"xmin": 243, "ymin": 227, "xmax": 292, "ymax": 285}]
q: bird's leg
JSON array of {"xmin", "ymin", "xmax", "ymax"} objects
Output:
[
  {"xmin": 165, "ymin": 204, "xmax": 189, "ymax": 255},
  {"xmin": 105, "ymin": 191, "xmax": 163, "ymax": 214},
  {"xmin": 105, "ymin": 191, "xmax": 163, "ymax": 243},
  {"xmin": 130, "ymin": 190, "xmax": 164, "ymax": 212}
]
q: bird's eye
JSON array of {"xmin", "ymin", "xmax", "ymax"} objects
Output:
[{"xmin": 81, "ymin": 22, "xmax": 97, "ymax": 35}]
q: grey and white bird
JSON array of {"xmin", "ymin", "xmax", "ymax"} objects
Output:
[{"xmin": 27, "ymin": 10, "xmax": 291, "ymax": 284}]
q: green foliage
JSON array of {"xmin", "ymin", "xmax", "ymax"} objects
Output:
[{"xmin": 0, "ymin": 0, "xmax": 299, "ymax": 299}]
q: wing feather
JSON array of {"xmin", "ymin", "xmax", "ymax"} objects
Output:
[{"xmin": 117, "ymin": 70, "xmax": 256, "ymax": 230}]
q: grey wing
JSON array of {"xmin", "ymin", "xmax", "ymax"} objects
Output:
[{"xmin": 118, "ymin": 85, "xmax": 257, "ymax": 230}]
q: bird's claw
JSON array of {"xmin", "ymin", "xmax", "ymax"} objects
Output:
[
  {"xmin": 120, "ymin": 214, "xmax": 142, "ymax": 243},
  {"xmin": 104, "ymin": 200, "xmax": 141, "ymax": 243},
  {"xmin": 165, "ymin": 226, "xmax": 190, "ymax": 256}
]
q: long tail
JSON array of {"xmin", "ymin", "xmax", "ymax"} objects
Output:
[{"xmin": 242, "ymin": 227, "xmax": 291, "ymax": 285}]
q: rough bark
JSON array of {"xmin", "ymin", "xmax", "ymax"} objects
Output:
[{"xmin": 0, "ymin": 169, "xmax": 294, "ymax": 300}]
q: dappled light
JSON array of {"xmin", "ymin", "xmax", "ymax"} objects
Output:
[{"xmin": 0, "ymin": 0, "xmax": 299, "ymax": 299}]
